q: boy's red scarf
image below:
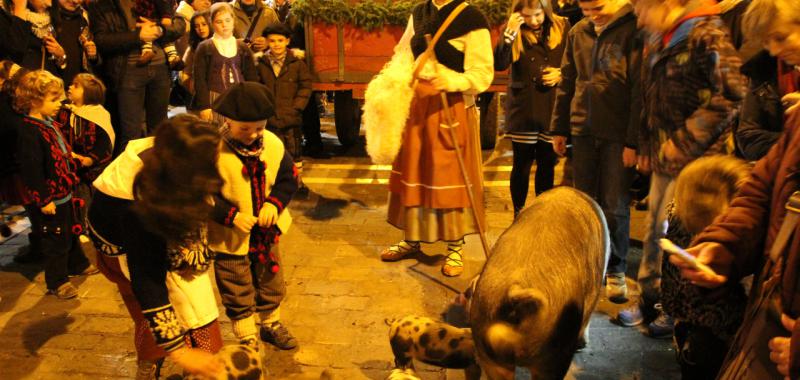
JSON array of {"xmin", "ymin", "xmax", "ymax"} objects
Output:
[{"xmin": 222, "ymin": 125, "xmax": 281, "ymax": 273}]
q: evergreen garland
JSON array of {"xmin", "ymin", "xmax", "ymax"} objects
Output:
[{"xmin": 293, "ymin": 0, "xmax": 511, "ymax": 31}]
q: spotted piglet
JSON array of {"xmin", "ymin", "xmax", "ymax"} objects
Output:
[{"xmin": 386, "ymin": 315, "xmax": 480, "ymax": 380}]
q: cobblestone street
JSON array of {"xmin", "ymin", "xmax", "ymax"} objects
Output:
[{"xmin": 0, "ymin": 130, "xmax": 681, "ymax": 379}]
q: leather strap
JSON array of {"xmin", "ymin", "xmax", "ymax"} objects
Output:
[
  {"xmin": 244, "ymin": 6, "xmax": 264, "ymax": 42},
  {"xmin": 411, "ymin": 2, "xmax": 468, "ymax": 81},
  {"xmin": 770, "ymin": 190, "xmax": 800, "ymax": 263}
]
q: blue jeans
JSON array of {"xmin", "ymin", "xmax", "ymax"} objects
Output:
[
  {"xmin": 572, "ymin": 135, "xmax": 635, "ymax": 275},
  {"xmin": 638, "ymin": 172, "xmax": 675, "ymax": 307},
  {"xmin": 115, "ymin": 62, "xmax": 171, "ymax": 154}
]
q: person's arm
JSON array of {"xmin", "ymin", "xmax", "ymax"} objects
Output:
[
  {"xmin": 670, "ymin": 30, "xmax": 747, "ymax": 160},
  {"xmin": 191, "ymin": 42, "xmax": 210, "ymax": 110},
  {"xmin": 549, "ymin": 30, "xmax": 576, "ymax": 137},
  {"xmin": 439, "ymin": 27, "xmax": 494, "ymax": 94},
  {"xmin": 624, "ymin": 33, "xmax": 643, "ymax": 150},
  {"xmin": 692, "ymin": 121, "xmax": 793, "ymax": 281},
  {"xmin": 181, "ymin": 47, "xmax": 194, "ymax": 87},
  {"xmin": 210, "ymin": 193, "xmax": 239, "ymax": 227},
  {"xmin": 240, "ymin": 41, "xmax": 259, "ymax": 81},
  {"xmin": 0, "ymin": 8, "xmax": 29, "ymax": 60},
  {"xmin": 86, "ymin": 123, "xmax": 113, "ymax": 169},
  {"xmin": 736, "ymin": 83, "xmax": 783, "ymax": 161},
  {"xmin": 156, "ymin": 13, "xmax": 186, "ymax": 44},
  {"xmin": 16, "ymin": 123, "xmax": 52, "ymax": 207},
  {"xmin": 493, "ymin": 26, "xmax": 514, "ymax": 72},
  {"xmin": 265, "ymin": 150, "xmax": 299, "ymax": 215},
  {"xmin": 88, "ymin": 2, "xmax": 141, "ymax": 55},
  {"xmin": 123, "ymin": 206, "xmax": 186, "ymax": 353},
  {"xmin": 292, "ymin": 59, "xmax": 312, "ymax": 115}
]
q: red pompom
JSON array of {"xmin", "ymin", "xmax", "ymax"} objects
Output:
[{"xmin": 269, "ymin": 263, "xmax": 280, "ymax": 274}]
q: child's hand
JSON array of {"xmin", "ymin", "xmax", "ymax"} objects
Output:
[
  {"xmin": 258, "ymin": 203, "xmax": 278, "ymax": 227},
  {"xmin": 41, "ymin": 202, "xmax": 56, "ymax": 215},
  {"xmin": 233, "ymin": 212, "xmax": 257, "ymax": 233},
  {"xmin": 160, "ymin": 17, "xmax": 172, "ymax": 27}
]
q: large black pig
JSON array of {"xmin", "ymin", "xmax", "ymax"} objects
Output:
[{"xmin": 470, "ymin": 187, "xmax": 610, "ymax": 379}]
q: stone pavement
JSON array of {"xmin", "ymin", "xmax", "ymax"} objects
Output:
[{"xmin": 0, "ymin": 137, "xmax": 680, "ymax": 379}]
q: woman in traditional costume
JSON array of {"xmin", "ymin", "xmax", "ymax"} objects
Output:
[{"xmin": 379, "ymin": 0, "xmax": 494, "ymax": 277}]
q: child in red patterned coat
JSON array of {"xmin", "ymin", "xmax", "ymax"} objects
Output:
[{"xmin": 14, "ymin": 70, "xmax": 96, "ymax": 299}]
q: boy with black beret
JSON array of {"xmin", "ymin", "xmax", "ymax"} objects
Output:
[
  {"xmin": 257, "ymin": 22, "xmax": 311, "ymax": 192},
  {"xmin": 208, "ymin": 81, "xmax": 300, "ymax": 350}
]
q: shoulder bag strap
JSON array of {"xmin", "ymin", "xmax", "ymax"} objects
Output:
[
  {"xmin": 412, "ymin": 2, "xmax": 469, "ymax": 81},
  {"xmin": 244, "ymin": 6, "xmax": 264, "ymax": 42},
  {"xmin": 770, "ymin": 191, "xmax": 800, "ymax": 263}
]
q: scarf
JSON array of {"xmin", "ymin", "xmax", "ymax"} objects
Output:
[
  {"xmin": 26, "ymin": 10, "xmax": 53, "ymax": 39},
  {"xmin": 220, "ymin": 124, "xmax": 281, "ymax": 272},
  {"xmin": 212, "ymin": 34, "xmax": 238, "ymax": 58}
]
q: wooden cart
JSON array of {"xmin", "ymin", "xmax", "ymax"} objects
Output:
[{"xmin": 304, "ymin": 20, "xmax": 507, "ymax": 148}]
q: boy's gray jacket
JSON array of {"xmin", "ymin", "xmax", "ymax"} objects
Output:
[{"xmin": 550, "ymin": 4, "xmax": 643, "ymax": 148}]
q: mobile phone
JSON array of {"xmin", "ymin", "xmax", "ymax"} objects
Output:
[{"xmin": 659, "ymin": 238, "xmax": 717, "ymax": 276}]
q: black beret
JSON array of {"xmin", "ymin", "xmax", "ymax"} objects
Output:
[
  {"xmin": 212, "ymin": 81, "xmax": 275, "ymax": 122},
  {"xmin": 263, "ymin": 22, "xmax": 293, "ymax": 39}
]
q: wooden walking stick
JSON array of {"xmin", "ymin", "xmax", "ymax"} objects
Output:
[{"xmin": 421, "ymin": 34, "xmax": 491, "ymax": 260}]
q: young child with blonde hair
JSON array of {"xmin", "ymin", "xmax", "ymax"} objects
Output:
[
  {"xmin": 660, "ymin": 155, "xmax": 751, "ymax": 379},
  {"xmin": 15, "ymin": 70, "xmax": 96, "ymax": 299}
]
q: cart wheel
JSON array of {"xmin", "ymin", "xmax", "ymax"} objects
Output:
[
  {"xmin": 334, "ymin": 91, "xmax": 361, "ymax": 146},
  {"xmin": 478, "ymin": 92, "xmax": 498, "ymax": 150}
]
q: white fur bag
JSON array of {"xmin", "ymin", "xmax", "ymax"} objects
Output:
[{"xmin": 362, "ymin": 47, "xmax": 415, "ymax": 165}]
